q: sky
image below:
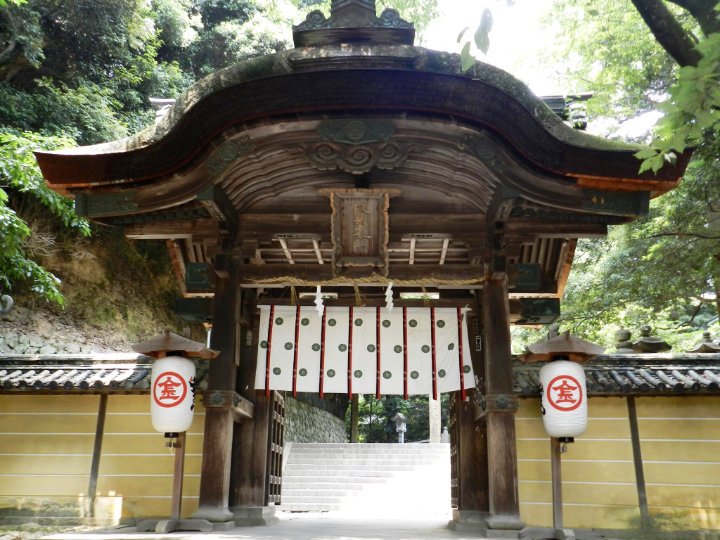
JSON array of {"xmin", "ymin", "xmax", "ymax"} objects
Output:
[
  {"xmin": 421, "ymin": 0, "xmax": 658, "ymax": 139},
  {"xmin": 423, "ymin": 0, "xmax": 563, "ymax": 96}
]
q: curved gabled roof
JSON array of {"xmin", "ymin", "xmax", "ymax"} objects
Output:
[
  {"xmin": 32, "ymin": 1, "xmax": 691, "ymax": 297},
  {"xmin": 35, "ymin": 44, "xmax": 688, "ymax": 197}
]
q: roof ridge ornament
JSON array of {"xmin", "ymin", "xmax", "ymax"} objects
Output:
[{"xmin": 293, "ymin": 0, "xmax": 415, "ymax": 47}]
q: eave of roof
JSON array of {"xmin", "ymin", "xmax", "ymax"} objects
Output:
[{"xmin": 35, "ymin": 45, "xmax": 689, "ymax": 194}]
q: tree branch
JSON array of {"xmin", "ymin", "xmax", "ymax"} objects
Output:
[
  {"xmin": 630, "ymin": 0, "xmax": 702, "ymax": 66},
  {"xmin": 666, "ymin": 0, "xmax": 720, "ymax": 36},
  {"xmin": 647, "ymin": 231, "xmax": 720, "ymax": 239}
]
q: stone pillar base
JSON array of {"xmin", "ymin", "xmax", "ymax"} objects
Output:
[
  {"xmin": 135, "ymin": 518, "xmax": 225, "ymax": 533},
  {"xmin": 192, "ymin": 505, "xmax": 235, "ymax": 525},
  {"xmin": 448, "ymin": 510, "xmax": 490, "ymax": 533},
  {"xmin": 232, "ymin": 505, "xmax": 279, "ymax": 526},
  {"xmin": 520, "ymin": 527, "xmax": 576, "ymax": 540},
  {"xmin": 485, "ymin": 513, "xmax": 525, "ymax": 539}
]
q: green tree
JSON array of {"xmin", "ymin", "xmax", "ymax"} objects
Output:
[
  {"xmin": 349, "ymin": 394, "xmax": 449, "ymax": 443},
  {"xmin": 0, "ymin": 131, "xmax": 89, "ymax": 304},
  {"xmin": 538, "ymin": 0, "xmax": 720, "ymax": 349}
]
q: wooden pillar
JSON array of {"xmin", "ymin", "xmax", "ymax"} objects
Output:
[
  {"xmin": 482, "ymin": 277, "xmax": 523, "ymax": 531},
  {"xmin": 194, "ymin": 255, "xmax": 240, "ymax": 523},
  {"xmin": 228, "ymin": 289, "xmax": 278, "ymax": 525},
  {"xmin": 453, "ymin": 398, "xmax": 489, "ymax": 521},
  {"xmin": 627, "ymin": 396, "xmax": 652, "ymax": 529},
  {"xmin": 350, "ymin": 395, "xmax": 359, "ymax": 443},
  {"xmin": 86, "ymin": 394, "xmax": 108, "ymax": 517},
  {"xmin": 450, "ymin": 299, "xmax": 490, "ymax": 531},
  {"xmin": 550, "ymin": 437, "xmax": 563, "ymax": 529}
]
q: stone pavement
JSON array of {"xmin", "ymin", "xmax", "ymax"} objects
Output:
[{"xmin": 46, "ymin": 512, "xmax": 495, "ymax": 540}]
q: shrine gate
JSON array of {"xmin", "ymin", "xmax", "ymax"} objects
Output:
[{"xmin": 35, "ymin": 1, "xmax": 689, "ymax": 535}]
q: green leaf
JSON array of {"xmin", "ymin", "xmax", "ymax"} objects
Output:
[
  {"xmin": 634, "ymin": 148, "xmax": 658, "ymax": 160},
  {"xmin": 460, "ymin": 42, "xmax": 475, "ymax": 72},
  {"xmin": 457, "ymin": 26, "xmax": 470, "ymax": 44},
  {"xmin": 473, "ymin": 8, "xmax": 493, "ymax": 55}
]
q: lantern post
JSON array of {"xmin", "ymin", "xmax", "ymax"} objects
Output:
[
  {"xmin": 522, "ymin": 332, "xmax": 604, "ymax": 538},
  {"xmin": 393, "ymin": 412, "xmax": 407, "ymax": 443},
  {"xmin": 132, "ymin": 331, "xmax": 219, "ymax": 533}
]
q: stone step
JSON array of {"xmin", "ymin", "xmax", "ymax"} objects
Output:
[
  {"xmin": 280, "ymin": 503, "xmax": 340, "ymax": 512},
  {"xmin": 285, "ymin": 463, "xmax": 428, "ymax": 473},
  {"xmin": 284, "ymin": 468, "xmax": 402, "ymax": 478},
  {"xmin": 289, "ymin": 443, "xmax": 448, "ymax": 453},
  {"xmin": 279, "ymin": 443, "xmax": 451, "ymax": 516},
  {"xmin": 287, "ymin": 456, "xmax": 446, "ymax": 466},
  {"xmin": 282, "ymin": 477, "xmax": 387, "ymax": 486}
]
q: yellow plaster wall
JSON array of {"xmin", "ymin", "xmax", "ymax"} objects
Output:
[
  {"xmin": 0, "ymin": 394, "xmax": 205, "ymax": 521},
  {"xmin": 516, "ymin": 396, "xmax": 720, "ymax": 531}
]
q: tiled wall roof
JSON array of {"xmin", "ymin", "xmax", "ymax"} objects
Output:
[
  {"xmin": 514, "ymin": 354, "xmax": 720, "ymax": 397},
  {"xmin": 1, "ymin": 353, "xmax": 718, "ymax": 396},
  {"xmin": 0, "ymin": 354, "xmax": 209, "ymax": 393}
]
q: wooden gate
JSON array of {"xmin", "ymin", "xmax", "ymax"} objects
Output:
[{"xmin": 265, "ymin": 390, "xmax": 285, "ymax": 505}]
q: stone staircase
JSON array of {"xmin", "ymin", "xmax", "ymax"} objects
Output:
[{"xmin": 279, "ymin": 442, "xmax": 451, "ymax": 517}]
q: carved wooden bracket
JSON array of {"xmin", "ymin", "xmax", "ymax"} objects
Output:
[
  {"xmin": 304, "ymin": 140, "xmax": 413, "ymax": 175},
  {"xmin": 320, "ymin": 188, "xmax": 399, "ymax": 278},
  {"xmin": 203, "ymin": 389, "xmax": 254, "ymax": 423},
  {"xmin": 476, "ymin": 393, "xmax": 520, "ymax": 418}
]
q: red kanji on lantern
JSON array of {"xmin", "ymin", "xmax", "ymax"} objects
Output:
[
  {"xmin": 153, "ymin": 371, "xmax": 188, "ymax": 408},
  {"xmin": 547, "ymin": 374, "xmax": 583, "ymax": 412}
]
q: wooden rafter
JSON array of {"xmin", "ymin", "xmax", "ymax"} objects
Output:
[{"xmin": 439, "ymin": 238, "xmax": 449, "ymax": 265}]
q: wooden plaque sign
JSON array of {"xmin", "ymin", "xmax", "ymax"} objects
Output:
[{"xmin": 320, "ymin": 188, "xmax": 399, "ymax": 277}]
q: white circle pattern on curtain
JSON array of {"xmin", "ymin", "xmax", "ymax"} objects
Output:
[
  {"xmin": 151, "ymin": 355, "xmax": 195, "ymax": 433},
  {"xmin": 539, "ymin": 360, "xmax": 587, "ymax": 438}
]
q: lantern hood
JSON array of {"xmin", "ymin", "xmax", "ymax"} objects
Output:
[
  {"xmin": 522, "ymin": 331, "xmax": 604, "ymax": 364},
  {"xmin": 132, "ymin": 330, "xmax": 219, "ymax": 359}
]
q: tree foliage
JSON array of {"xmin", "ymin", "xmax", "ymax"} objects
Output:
[
  {"xmin": 348, "ymin": 394, "xmax": 449, "ymax": 443},
  {"xmin": 0, "ymin": 0, "xmax": 441, "ymax": 304},
  {"xmin": 536, "ymin": 0, "xmax": 720, "ymax": 349},
  {"xmin": 0, "ymin": 131, "xmax": 89, "ymax": 304}
]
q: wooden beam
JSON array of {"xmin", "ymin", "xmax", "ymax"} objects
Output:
[
  {"xmin": 233, "ymin": 395, "xmax": 255, "ymax": 423},
  {"xmin": 258, "ymin": 298, "xmax": 474, "ymax": 308},
  {"xmin": 167, "ymin": 240, "xmax": 187, "ymax": 296},
  {"xmin": 125, "ymin": 219, "xmax": 219, "ymax": 239},
  {"xmin": 312, "ymin": 239, "xmax": 324, "ymax": 264},
  {"xmin": 239, "ymin": 264, "xmax": 484, "ymax": 285},
  {"xmin": 197, "ymin": 185, "xmax": 238, "ymax": 233},
  {"xmin": 504, "ymin": 220, "xmax": 607, "ymax": 238},
  {"xmin": 556, "ymin": 239, "xmax": 577, "ymax": 298},
  {"xmin": 440, "ymin": 238, "xmax": 449, "ymax": 265},
  {"xmin": 240, "ymin": 213, "xmax": 487, "ymax": 237},
  {"xmin": 277, "ymin": 238, "xmax": 294, "ymax": 265}
]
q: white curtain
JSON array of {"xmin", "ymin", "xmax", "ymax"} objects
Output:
[{"xmin": 255, "ymin": 305, "xmax": 475, "ymax": 397}]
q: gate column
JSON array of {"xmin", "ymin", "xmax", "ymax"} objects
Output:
[
  {"xmin": 449, "ymin": 306, "xmax": 490, "ymax": 531},
  {"xmin": 482, "ymin": 277, "xmax": 524, "ymax": 534},
  {"xmin": 193, "ymin": 255, "xmax": 242, "ymax": 526}
]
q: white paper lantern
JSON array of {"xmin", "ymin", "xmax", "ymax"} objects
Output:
[
  {"xmin": 151, "ymin": 355, "xmax": 195, "ymax": 433},
  {"xmin": 540, "ymin": 360, "xmax": 587, "ymax": 439}
]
